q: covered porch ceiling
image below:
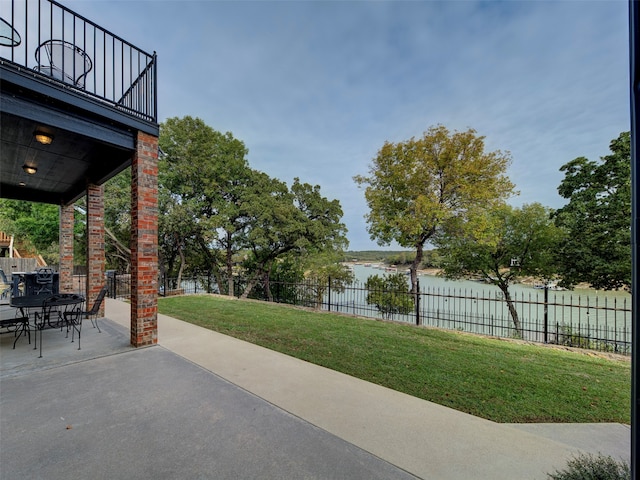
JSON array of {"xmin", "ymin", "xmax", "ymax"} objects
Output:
[
  {"xmin": 0, "ymin": 0, "xmax": 158, "ymax": 207},
  {"xmin": 0, "ymin": 66, "xmax": 154, "ymax": 206}
]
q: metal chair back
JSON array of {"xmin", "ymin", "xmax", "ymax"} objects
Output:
[
  {"xmin": 34, "ymin": 39, "xmax": 93, "ymax": 87},
  {"xmin": 35, "ymin": 267, "xmax": 54, "ymax": 295},
  {"xmin": 86, "ymin": 285, "xmax": 108, "ymax": 332},
  {"xmin": 0, "ymin": 17, "xmax": 21, "ymax": 47},
  {"xmin": 88, "ymin": 286, "xmax": 108, "ymax": 315}
]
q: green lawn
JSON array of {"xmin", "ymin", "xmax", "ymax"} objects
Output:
[{"xmin": 158, "ymin": 294, "xmax": 630, "ymax": 424}]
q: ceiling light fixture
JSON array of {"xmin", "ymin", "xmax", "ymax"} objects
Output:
[
  {"xmin": 22, "ymin": 164, "xmax": 37, "ymax": 175},
  {"xmin": 34, "ymin": 130, "xmax": 54, "ymax": 145}
]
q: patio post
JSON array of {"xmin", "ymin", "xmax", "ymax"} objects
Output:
[
  {"xmin": 130, "ymin": 130, "xmax": 158, "ymax": 347},
  {"xmin": 59, "ymin": 203, "xmax": 74, "ymax": 293},
  {"xmin": 87, "ymin": 184, "xmax": 106, "ymax": 316}
]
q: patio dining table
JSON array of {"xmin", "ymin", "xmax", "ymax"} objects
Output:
[{"xmin": 10, "ymin": 293, "xmax": 85, "ymax": 358}]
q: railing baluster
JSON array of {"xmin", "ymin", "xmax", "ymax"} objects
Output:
[{"xmin": 2, "ymin": 0, "xmax": 156, "ymax": 122}]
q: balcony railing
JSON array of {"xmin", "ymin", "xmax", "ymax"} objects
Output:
[{"xmin": 0, "ymin": 0, "xmax": 157, "ymax": 123}]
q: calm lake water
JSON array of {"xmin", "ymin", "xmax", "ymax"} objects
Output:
[
  {"xmin": 349, "ymin": 263, "xmax": 630, "ymax": 301},
  {"xmin": 329, "ymin": 264, "xmax": 631, "ymax": 354}
]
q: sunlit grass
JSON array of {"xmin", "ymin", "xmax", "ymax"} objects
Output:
[{"xmin": 158, "ymin": 294, "xmax": 630, "ymax": 424}]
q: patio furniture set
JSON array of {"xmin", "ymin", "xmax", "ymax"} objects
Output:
[
  {"xmin": 0, "ymin": 267, "xmax": 107, "ymax": 357},
  {"xmin": 0, "ymin": 14, "xmax": 105, "ymax": 357}
]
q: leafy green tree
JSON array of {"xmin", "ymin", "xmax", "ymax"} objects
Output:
[
  {"xmin": 365, "ymin": 272, "xmax": 413, "ymax": 320},
  {"xmin": 553, "ymin": 132, "xmax": 631, "ymax": 291},
  {"xmin": 102, "ymin": 169, "xmax": 132, "ymax": 271},
  {"xmin": 299, "ymin": 251, "xmax": 355, "ymax": 309},
  {"xmin": 354, "ymin": 125, "xmax": 515, "ymax": 305},
  {"xmin": 240, "ymin": 176, "xmax": 348, "ymax": 299},
  {"xmin": 436, "ymin": 203, "xmax": 563, "ymax": 336},
  {"xmin": 386, "ymin": 251, "xmax": 415, "ymax": 266},
  {"xmin": 261, "ymin": 255, "xmax": 306, "ymax": 303},
  {"xmin": 0, "ymin": 199, "xmax": 59, "ymax": 263},
  {"xmin": 159, "ymin": 116, "xmax": 251, "ymax": 293}
]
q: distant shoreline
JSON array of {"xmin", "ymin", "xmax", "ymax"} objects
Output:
[{"xmin": 343, "ymin": 262, "xmax": 629, "ymax": 295}]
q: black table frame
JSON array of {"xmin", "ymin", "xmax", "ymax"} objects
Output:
[{"xmin": 10, "ymin": 294, "xmax": 85, "ymax": 358}]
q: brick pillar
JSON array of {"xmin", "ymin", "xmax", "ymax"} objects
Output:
[
  {"xmin": 87, "ymin": 184, "xmax": 105, "ymax": 317},
  {"xmin": 59, "ymin": 203, "xmax": 74, "ymax": 293},
  {"xmin": 130, "ymin": 131, "xmax": 158, "ymax": 347}
]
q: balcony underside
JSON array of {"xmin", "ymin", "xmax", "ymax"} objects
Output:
[{"xmin": 0, "ymin": 62, "xmax": 159, "ymax": 206}]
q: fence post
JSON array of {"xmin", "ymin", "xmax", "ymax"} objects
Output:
[
  {"xmin": 544, "ymin": 285, "xmax": 549, "ymax": 343},
  {"xmin": 327, "ymin": 276, "xmax": 332, "ymax": 312},
  {"xmin": 415, "ymin": 278, "xmax": 420, "ymax": 326},
  {"xmin": 110, "ymin": 271, "xmax": 116, "ymax": 299}
]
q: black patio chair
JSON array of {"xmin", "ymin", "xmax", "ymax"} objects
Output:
[
  {"xmin": 0, "ymin": 269, "xmax": 11, "ymax": 299},
  {"xmin": 34, "ymin": 267, "xmax": 54, "ymax": 295},
  {"xmin": 0, "ymin": 315, "xmax": 30, "ymax": 349},
  {"xmin": 62, "ymin": 295, "xmax": 87, "ymax": 350},
  {"xmin": 0, "ymin": 17, "xmax": 21, "ymax": 47},
  {"xmin": 66, "ymin": 285, "xmax": 108, "ymax": 334},
  {"xmin": 34, "ymin": 39, "xmax": 92, "ymax": 88}
]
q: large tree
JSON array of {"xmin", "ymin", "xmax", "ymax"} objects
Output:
[
  {"xmin": 436, "ymin": 202, "xmax": 562, "ymax": 336},
  {"xmin": 102, "ymin": 169, "xmax": 132, "ymax": 271},
  {"xmin": 0, "ymin": 200, "xmax": 59, "ymax": 263},
  {"xmin": 159, "ymin": 116, "xmax": 251, "ymax": 293},
  {"xmin": 240, "ymin": 176, "xmax": 348, "ymax": 299},
  {"xmin": 553, "ymin": 131, "xmax": 631, "ymax": 291},
  {"xmin": 354, "ymin": 125, "xmax": 515, "ymax": 301}
]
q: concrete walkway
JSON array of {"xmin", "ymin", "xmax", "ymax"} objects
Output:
[
  {"xmin": 116, "ymin": 299, "xmax": 630, "ymax": 479},
  {"xmin": 0, "ymin": 298, "xmax": 630, "ymax": 479}
]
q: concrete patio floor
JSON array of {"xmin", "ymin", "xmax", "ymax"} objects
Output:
[{"xmin": 0, "ymin": 298, "xmax": 630, "ymax": 479}]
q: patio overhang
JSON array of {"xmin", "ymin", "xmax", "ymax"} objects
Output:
[
  {"xmin": 0, "ymin": 0, "xmax": 158, "ymax": 206},
  {"xmin": 0, "ymin": 0, "xmax": 159, "ymax": 348},
  {"xmin": 0, "ymin": 82, "xmax": 138, "ymax": 205}
]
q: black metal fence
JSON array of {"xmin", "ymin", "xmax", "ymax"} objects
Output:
[
  {"xmin": 106, "ymin": 272, "xmax": 632, "ymax": 355},
  {"xmin": 1, "ymin": 0, "xmax": 157, "ymax": 122}
]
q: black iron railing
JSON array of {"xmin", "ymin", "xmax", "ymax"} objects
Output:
[
  {"xmin": 0, "ymin": 0, "xmax": 157, "ymax": 123},
  {"xmin": 102, "ymin": 271, "xmax": 632, "ymax": 356}
]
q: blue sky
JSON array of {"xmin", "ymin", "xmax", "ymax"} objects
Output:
[{"xmin": 68, "ymin": 0, "xmax": 629, "ymax": 251}]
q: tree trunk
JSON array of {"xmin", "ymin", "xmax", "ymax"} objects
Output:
[
  {"xmin": 176, "ymin": 244, "xmax": 186, "ymax": 289},
  {"xmin": 240, "ymin": 271, "xmax": 262, "ymax": 299},
  {"xmin": 410, "ymin": 243, "xmax": 423, "ymax": 295},
  {"xmin": 226, "ymin": 231, "xmax": 234, "ymax": 297},
  {"xmin": 212, "ymin": 270, "xmax": 224, "ymax": 295},
  {"xmin": 410, "ymin": 242, "xmax": 424, "ymax": 325},
  {"xmin": 105, "ymin": 226, "xmax": 131, "ymax": 261},
  {"xmin": 264, "ymin": 268, "xmax": 273, "ymax": 302},
  {"xmin": 498, "ymin": 283, "xmax": 522, "ymax": 337}
]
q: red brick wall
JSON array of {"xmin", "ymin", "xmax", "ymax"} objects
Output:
[
  {"xmin": 130, "ymin": 131, "xmax": 158, "ymax": 346},
  {"xmin": 87, "ymin": 184, "xmax": 105, "ymax": 316},
  {"xmin": 59, "ymin": 204, "xmax": 74, "ymax": 293}
]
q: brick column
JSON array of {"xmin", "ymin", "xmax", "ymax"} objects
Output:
[
  {"xmin": 87, "ymin": 184, "xmax": 105, "ymax": 317},
  {"xmin": 59, "ymin": 203, "xmax": 74, "ymax": 293},
  {"xmin": 130, "ymin": 131, "xmax": 158, "ymax": 347}
]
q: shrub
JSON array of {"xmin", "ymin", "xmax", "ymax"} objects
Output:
[
  {"xmin": 547, "ymin": 453, "xmax": 630, "ymax": 480},
  {"xmin": 552, "ymin": 324, "xmax": 592, "ymax": 349},
  {"xmin": 365, "ymin": 273, "xmax": 413, "ymax": 319}
]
